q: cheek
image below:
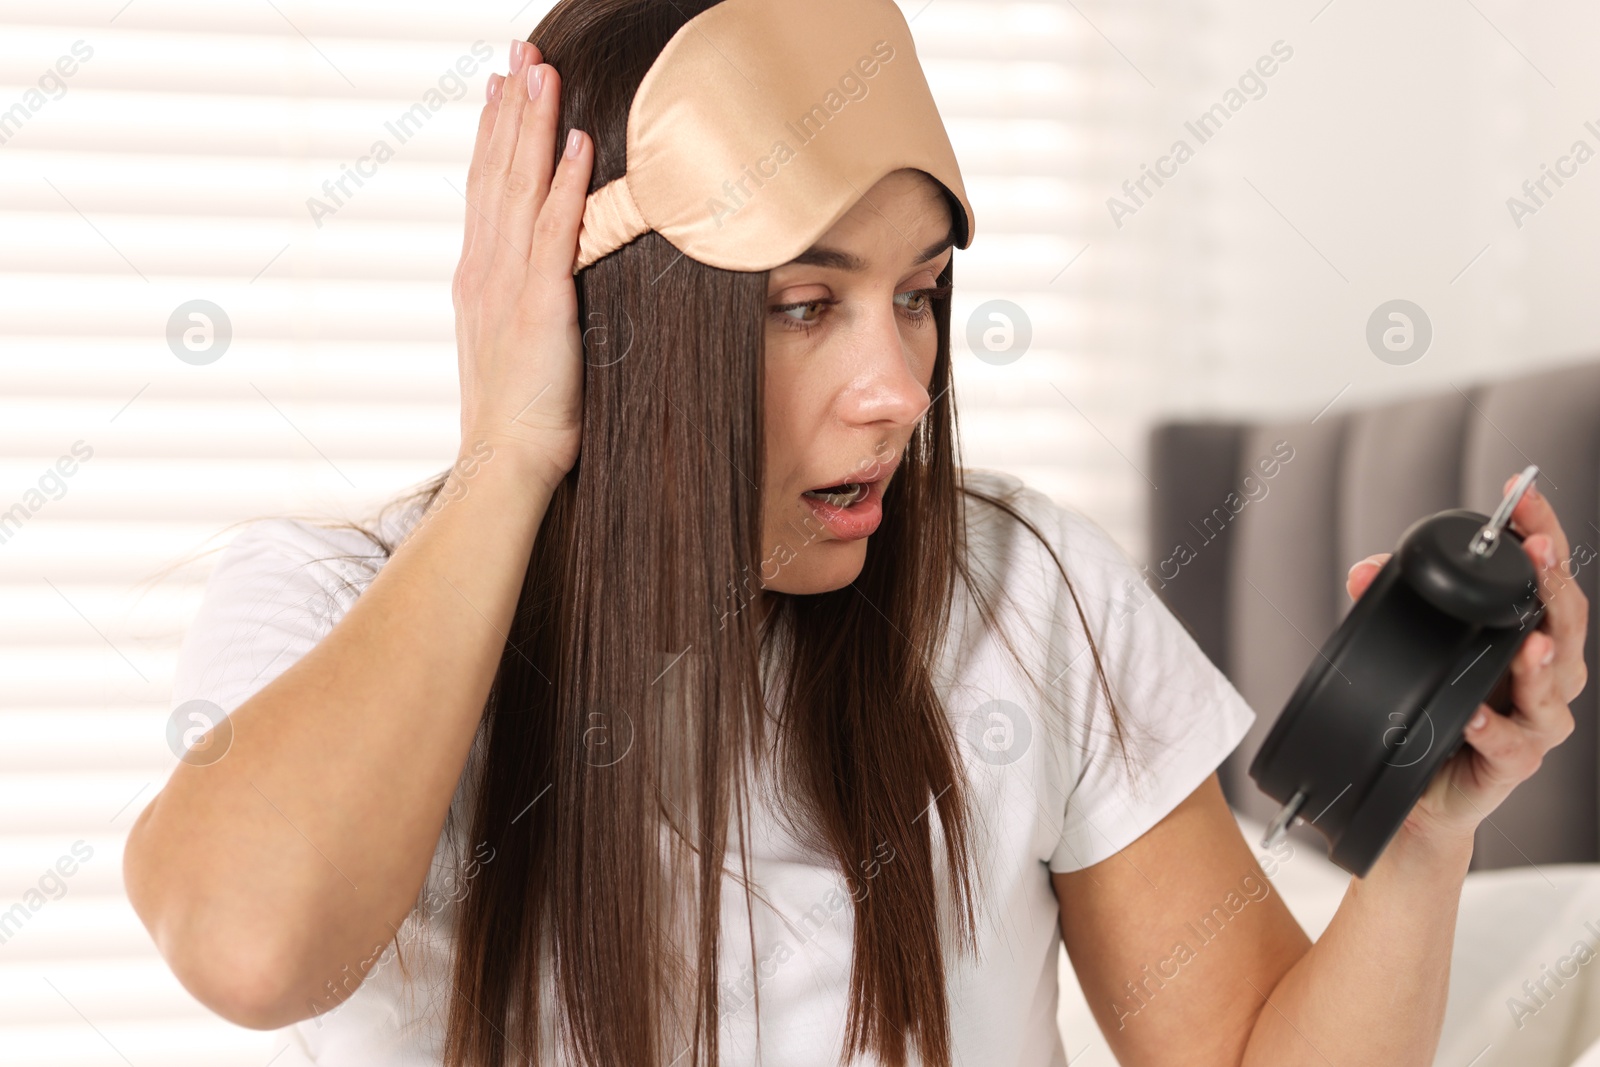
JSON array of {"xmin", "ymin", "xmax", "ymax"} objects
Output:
[
  {"xmin": 906, "ymin": 328, "xmax": 939, "ymax": 386},
  {"xmin": 762, "ymin": 357, "xmax": 805, "ymax": 485}
]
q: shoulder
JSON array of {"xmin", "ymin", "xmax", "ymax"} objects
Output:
[
  {"xmin": 205, "ymin": 502, "xmax": 424, "ymax": 607},
  {"xmin": 955, "ymin": 468, "xmax": 1258, "ymax": 872},
  {"xmin": 214, "ymin": 507, "xmax": 416, "ymax": 577},
  {"xmin": 959, "ymin": 466, "xmax": 1136, "ymax": 611},
  {"xmin": 947, "ymin": 466, "xmax": 1139, "ymax": 724},
  {"xmin": 174, "ymin": 504, "xmax": 424, "ymax": 717},
  {"xmin": 201, "ymin": 520, "xmax": 372, "ymax": 634}
]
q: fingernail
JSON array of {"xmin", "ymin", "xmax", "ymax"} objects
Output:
[
  {"xmin": 1542, "ymin": 637, "xmax": 1556, "ymax": 666},
  {"xmin": 565, "ymin": 128, "xmax": 582, "ymax": 159},
  {"xmin": 527, "ymin": 63, "xmax": 544, "ymax": 100},
  {"xmin": 1469, "ymin": 711, "xmax": 1487, "ymax": 731},
  {"xmin": 486, "ymin": 72, "xmax": 503, "ymax": 104},
  {"xmin": 509, "ymin": 40, "xmax": 528, "ymax": 73},
  {"xmin": 1541, "ymin": 538, "xmax": 1556, "ymax": 569}
]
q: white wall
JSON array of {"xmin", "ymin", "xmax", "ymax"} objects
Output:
[{"xmin": 2, "ymin": 0, "xmax": 1597, "ymax": 1061}]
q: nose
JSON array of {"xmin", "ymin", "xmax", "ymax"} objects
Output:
[{"xmin": 834, "ymin": 299, "xmax": 932, "ymax": 430}]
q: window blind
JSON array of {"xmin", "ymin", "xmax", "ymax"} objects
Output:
[{"xmin": 0, "ymin": 2, "xmax": 1186, "ymax": 1060}]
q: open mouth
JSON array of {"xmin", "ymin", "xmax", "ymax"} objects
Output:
[
  {"xmin": 801, "ymin": 482, "xmax": 870, "ymax": 507},
  {"xmin": 797, "ymin": 457, "xmax": 896, "ymax": 541}
]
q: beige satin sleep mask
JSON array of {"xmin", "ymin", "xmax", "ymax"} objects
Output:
[{"xmin": 569, "ymin": 0, "xmax": 976, "ymax": 274}]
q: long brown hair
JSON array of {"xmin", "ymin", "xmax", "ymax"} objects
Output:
[{"xmin": 159, "ymin": 1, "xmax": 1138, "ymax": 1062}]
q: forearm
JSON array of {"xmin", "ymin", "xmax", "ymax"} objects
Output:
[
  {"xmin": 126, "ymin": 437, "xmax": 557, "ymax": 1026},
  {"xmin": 1241, "ymin": 821, "xmax": 1475, "ymax": 1066}
]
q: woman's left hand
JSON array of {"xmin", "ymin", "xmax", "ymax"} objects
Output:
[{"xmin": 1346, "ymin": 473, "xmax": 1590, "ymax": 846}]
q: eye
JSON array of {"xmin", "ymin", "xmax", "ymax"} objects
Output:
[
  {"xmin": 895, "ymin": 283, "xmax": 952, "ymax": 324},
  {"xmin": 768, "ymin": 283, "xmax": 953, "ymax": 337},
  {"xmin": 770, "ymin": 297, "xmax": 835, "ymax": 334}
]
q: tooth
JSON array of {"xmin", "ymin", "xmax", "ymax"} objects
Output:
[{"xmin": 804, "ymin": 482, "xmax": 865, "ymax": 506}]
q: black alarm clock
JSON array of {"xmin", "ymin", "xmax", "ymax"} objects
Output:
[{"xmin": 1248, "ymin": 465, "xmax": 1546, "ymax": 877}]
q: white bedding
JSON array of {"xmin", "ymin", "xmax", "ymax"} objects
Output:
[{"xmin": 1053, "ymin": 813, "xmax": 1600, "ymax": 1066}]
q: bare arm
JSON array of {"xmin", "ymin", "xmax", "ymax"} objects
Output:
[
  {"xmin": 1238, "ymin": 817, "xmax": 1470, "ymax": 1065},
  {"xmin": 1053, "ymin": 776, "xmax": 1472, "ymax": 1065},
  {"xmin": 125, "ymin": 445, "xmax": 557, "ymax": 1028},
  {"xmin": 1055, "ymin": 475, "xmax": 1586, "ymax": 1065},
  {"xmin": 124, "ymin": 38, "xmax": 593, "ymax": 1029},
  {"xmin": 1242, "ymin": 477, "xmax": 1585, "ymax": 1064},
  {"xmin": 1053, "ymin": 774, "xmax": 1309, "ymax": 1066}
]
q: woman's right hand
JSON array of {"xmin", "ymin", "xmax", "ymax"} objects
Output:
[{"xmin": 452, "ymin": 39, "xmax": 592, "ymax": 490}]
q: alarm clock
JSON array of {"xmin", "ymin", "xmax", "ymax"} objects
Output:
[{"xmin": 1248, "ymin": 465, "xmax": 1546, "ymax": 876}]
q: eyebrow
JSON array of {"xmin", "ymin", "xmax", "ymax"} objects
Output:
[{"xmin": 784, "ymin": 221, "xmax": 957, "ymax": 273}]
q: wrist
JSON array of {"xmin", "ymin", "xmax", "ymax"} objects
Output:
[
  {"xmin": 456, "ymin": 428, "xmax": 574, "ymax": 497},
  {"xmin": 1375, "ymin": 810, "xmax": 1476, "ymax": 882}
]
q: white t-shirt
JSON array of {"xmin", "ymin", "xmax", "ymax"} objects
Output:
[{"xmin": 167, "ymin": 467, "xmax": 1256, "ymax": 1066}]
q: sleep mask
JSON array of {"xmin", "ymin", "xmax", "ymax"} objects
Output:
[{"xmin": 568, "ymin": 0, "xmax": 976, "ymax": 274}]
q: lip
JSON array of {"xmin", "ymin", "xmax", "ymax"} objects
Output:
[
  {"xmin": 801, "ymin": 476, "xmax": 885, "ymax": 542},
  {"xmin": 803, "ymin": 451, "xmax": 901, "ymax": 494},
  {"xmin": 797, "ymin": 450, "xmax": 901, "ymax": 542}
]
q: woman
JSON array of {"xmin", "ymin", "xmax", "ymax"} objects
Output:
[{"xmin": 124, "ymin": 0, "xmax": 1589, "ymax": 1064}]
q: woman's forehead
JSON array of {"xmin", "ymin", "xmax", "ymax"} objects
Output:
[{"xmin": 782, "ymin": 174, "xmax": 954, "ymax": 272}]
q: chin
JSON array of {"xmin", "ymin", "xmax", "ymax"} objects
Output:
[{"xmin": 759, "ymin": 538, "xmax": 869, "ymax": 596}]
